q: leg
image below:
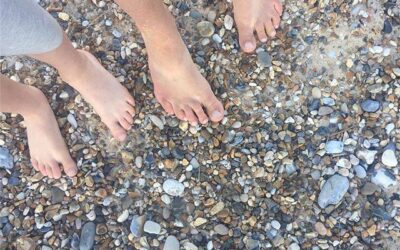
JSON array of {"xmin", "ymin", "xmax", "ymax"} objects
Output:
[
  {"xmin": 233, "ymin": 0, "xmax": 283, "ymax": 53},
  {"xmin": 115, "ymin": 0, "xmax": 224, "ymax": 125},
  {"xmin": 30, "ymin": 34, "xmax": 135, "ymax": 141},
  {"xmin": 0, "ymin": 75, "xmax": 77, "ymax": 178}
]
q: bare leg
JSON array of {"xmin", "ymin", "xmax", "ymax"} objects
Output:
[
  {"xmin": 233, "ymin": 0, "xmax": 283, "ymax": 53},
  {"xmin": 31, "ymin": 34, "xmax": 135, "ymax": 141},
  {"xmin": 0, "ymin": 75, "xmax": 77, "ymax": 178},
  {"xmin": 115, "ymin": 0, "xmax": 224, "ymax": 126}
]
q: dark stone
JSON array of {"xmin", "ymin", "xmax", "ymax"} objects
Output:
[
  {"xmin": 51, "ymin": 187, "xmax": 65, "ymax": 204},
  {"xmin": 8, "ymin": 176, "xmax": 20, "ymax": 186},
  {"xmin": 304, "ymin": 35, "xmax": 314, "ymax": 44},
  {"xmin": 383, "ymin": 20, "xmax": 392, "ymax": 33}
]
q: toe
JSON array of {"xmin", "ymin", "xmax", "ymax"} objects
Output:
[
  {"xmin": 124, "ymin": 112, "xmax": 134, "ymax": 124},
  {"xmin": 236, "ymin": 23, "xmax": 257, "ymax": 53},
  {"xmin": 119, "ymin": 118, "xmax": 132, "ymax": 130},
  {"xmin": 204, "ymin": 96, "xmax": 224, "ymax": 122},
  {"xmin": 45, "ymin": 165, "xmax": 54, "ymax": 178},
  {"xmin": 126, "ymin": 95, "xmax": 135, "ymax": 107},
  {"xmin": 172, "ymin": 104, "xmax": 186, "ymax": 121},
  {"xmin": 271, "ymin": 14, "xmax": 281, "ymax": 29},
  {"xmin": 38, "ymin": 163, "xmax": 47, "ymax": 176},
  {"xmin": 110, "ymin": 122, "xmax": 127, "ymax": 141},
  {"xmin": 191, "ymin": 103, "xmax": 208, "ymax": 124},
  {"xmin": 274, "ymin": 1, "xmax": 283, "ymax": 16},
  {"xmin": 256, "ymin": 24, "xmax": 268, "ymax": 42},
  {"xmin": 160, "ymin": 100, "xmax": 174, "ymax": 115},
  {"xmin": 183, "ymin": 106, "xmax": 198, "ymax": 126},
  {"xmin": 126, "ymin": 104, "xmax": 135, "ymax": 117},
  {"xmin": 49, "ymin": 160, "xmax": 61, "ymax": 179},
  {"xmin": 31, "ymin": 159, "xmax": 39, "ymax": 171},
  {"xmin": 265, "ymin": 20, "xmax": 276, "ymax": 37},
  {"xmin": 60, "ymin": 156, "xmax": 78, "ymax": 177}
]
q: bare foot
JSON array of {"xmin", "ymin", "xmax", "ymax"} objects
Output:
[
  {"xmin": 148, "ymin": 48, "xmax": 224, "ymax": 126},
  {"xmin": 233, "ymin": 0, "xmax": 283, "ymax": 53},
  {"xmin": 59, "ymin": 50, "xmax": 135, "ymax": 141},
  {"xmin": 24, "ymin": 89, "xmax": 78, "ymax": 179}
]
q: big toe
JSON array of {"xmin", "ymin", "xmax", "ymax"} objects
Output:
[
  {"xmin": 61, "ymin": 156, "xmax": 78, "ymax": 177},
  {"xmin": 109, "ymin": 122, "xmax": 127, "ymax": 141},
  {"xmin": 237, "ymin": 24, "xmax": 257, "ymax": 53},
  {"xmin": 204, "ymin": 96, "xmax": 224, "ymax": 122}
]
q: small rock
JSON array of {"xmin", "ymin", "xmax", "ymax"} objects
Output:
[
  {"xmin": 193, "ymin": 217, "xmax": 208, "ymax": 227},
  {"xmin": 361, "ymin": 182, "xmax": 380, "ymax": 195},
  {"xmin": 325, "ymin": 141, "xmax": 344, "ymax": 154},
  {"xmin": 183, "ymin": 242, "xmax": 198, "ymax": 250},
  {"xmin": 257, "ymin": 51, "xmax": 272, "ymax": 67},
  {"xmin": 197, "ymin": 21, "xmax": 215, "ymax": 37},
  {"xmin": 163, "ymin": 179, "xmax": 185, "ymax": 196},
  {"xmin": 271, "ymin": 220, "xmax": 281, "ymax": 230},
  {"xmin": 361, "ymin": 99, "xmax": 380, "ymax": 112},
  {"xmin": 288, "ymin": 243, "xmax": 300, "ymax": 250},
  {"xmin": 0, "ymin": 147, "xmax": 13, "ymax": 169},
  {"xmin": 383, "ymin": 20, "xmax": 392, "ymax": 33},
  {"xmin": 382, "ymin": 149, "xmax": 398, "ymax": 167},
  {"xmin": 357, "ymin": 149, "xmax": 377, "ymax": 164},
  {"xmin": 143, "ymin": 221, "xmax": 161, "ymax": 234},
  {"xmin": 67, "ymin": 114, "xmax": 78, "ymax": 128},
  {"xmin": 130, "ymin": 215, "xmax": 145, "ymax": 237},
  {"xmin": 369, "ymin": 46, "xmax": 383, "ymax": 54},
  {"xmin": 318, "ymin": 106, "xmax": 334, "ymax": 116},
  {"xmin": 164, "ymin": 236, "xmax": 180, "ymax": 250},
  {"xmin": 393, "ymin": 68, "xmax": 400, "ymax": 77},
  {"xmin": 96, "ymin": 224, "xmax": 108, "ymax": 235},
  {"xmin": 58, "ymin": 12, "xmax": 70, "ymax": 21},
  {"xmin": 371, "ymin": 169, "xmax": 396, "ymax": 189},
  {"xmin": 318, "ymin": 174, "xmax": 349, "ymax": 209},
  {"xmin": 315, "ymin": 222, "xmax": 327, "ymax": 236},
  {"xmin": 149, "ymin": 115, "xmax": 164, "ymax": 130},
  {"xmin": 312, "ymin": 87, "xmax": 322, "ymax": 99},
  {"xmin": 354, "ymin": 165, "xmax": 366, "ymax": 178},
  {"xmin": 16, "ymin": 236, "xmax": 36, "ymax": 250},
  {"xmin": 224, "ymin": 15, "xmax": 234, "ymax": 30},
  {"xmin": 79, "ymin": 222, "xmax": 95, "ymax": 250},
  {"xmin": 210, "ymin": 201, "xmax": 224, "ymax": 215},
  {"xmin": 214, "ymin": 224, "xmax": 228, "ymax": 235},
  {"xmin": 117, "ymin": 210, "xmax": 129, "ymax": 223},
  {"xmin": 51, "ymin": 187, "xmax": 65, "ymax": 204},
  {"xmin": 14, "ymin": 62, "xmax": 23, "ymax": 71}
]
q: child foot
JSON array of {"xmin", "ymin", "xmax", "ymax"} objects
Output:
[
  {"xmin": 25, "ymin": 89, "xmax": 78, "ymax": 179},
  {"xmin": 148, "ymin": 48, "xmax": 224, "ymax": 126},
  {"xmin": 233, "ymin": 0, "xmax": 283, "ymax": 53},
  {"xmin": 59, "ymin": 50, "xmax": 135, "ymax": 141}
]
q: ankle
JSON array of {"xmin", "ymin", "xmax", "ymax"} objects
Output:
[{"xmin": 21, "ymin": 87, "xmax": 51, "ymax": 122}]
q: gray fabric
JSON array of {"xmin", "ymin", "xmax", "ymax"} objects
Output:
[{"xmin": 0, "ymin": 0, "xmax": 63, "ymax": 56}]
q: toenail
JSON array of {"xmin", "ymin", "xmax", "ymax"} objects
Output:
[
  {"xmin": 211, "ymin": 111, "xmax": 223, "ymax": 120},
  {"xmin": 244, "ymin": 41, "xmax": 254, "ymax": 50},
  {"xmin": 261, "ymin": 38, "xmax": 267, "ymax": 42}
]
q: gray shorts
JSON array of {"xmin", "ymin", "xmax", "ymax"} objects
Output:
[{"xmin": 0, "ymin": 0, "xmax": 63, "ymax": 56}]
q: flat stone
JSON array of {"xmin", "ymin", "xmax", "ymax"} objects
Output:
[
  {"xmin": 224, "ymin": 15, "xmax": 234, "ymax": 30},
  {"xmin": 197, "ymin": 21, "xmax": 215, "ymax": 37},
  {"xmin": 164, "ymin": 236, "xmax": 180, "ymax": 250},
  {"xmin": 130, "ymin": 215, "xmax": 145, "ymax": 237},
  {"xmin": 318, "ymin": 175, "xmax": 349, "ymax": 209},
  {"xmin": 214, "ymin": 224, "xmax": 228, "ymax": 235},
  {"xmin": 371, "ymin": 169, "xmax": 396, "ymax": 189},
  {"xmin": 357, "ymin": 149, "xmax": 377, "ymax": 164},
  {"xmin": 0, "ymin": 147, "xmax": 13, "ymax": 169},
  {"xmin": 393, "ymin": 68, "xmax": 400, "ymax": 76},
  {"xmin": 79, "ymin": 222, "xmax": 95, "ymax": 250},
  {"xmin": 318, "ymin": 106, "xmax": 334, "ymax": 116},
  {"xmin": 311, "ymin": 87, "xmax": 322, "ymax": 99},
  {"xmin": 361, "ymin": 182, "xmax": 380, "ymax": 195},
  {"xmin": 193, "ymin": 217, "xmax": 208, "ymax": 227},
  {"xmin": 325, "ymin": 141, "xmax": 344, "ymax": 154},
  {"xmin": 183, "ymin": 242, "xmax": 198, "ymax": 250},
  {"xmin": 354, "ymin": 165, "xmax": 366, "ymax": 178},
  {"xmin": 315, "ymin": 222, "xmax": 327, "ymax": 235},
  {"xmin": 210, "ymin": 201, "xmax": 224, "ymax": 215},
  {"xmin": 149, "ymin": 115, "xmax": 164, "ymax": 130},
  {"xmin": 143, "ymin": 220, "xmax": 161, "ymax": 234},
  {"xmin": 117, "ymin": 210, "xmax": 129, "ymax": 223},
  {"xmin": 382, "ymin": 149, "xmax": 398, "ymax": 167},
  {"xmin": 361, "ymin": 99, "xmax": 380, "ymax": 112},
  {"xmin": 163, "ymin": 179, "xmax": 185, "ymax": 196},
  {"xmin": 288, "ymin": 243, "xmax": 300, "ymax": 250},
  {"xmin": 51, "ymin": 187, "xmax": 65, "ymax": 204},
  {"xmin": 257, "ymin": 51, "xmax": 272, "ymax": 67}
]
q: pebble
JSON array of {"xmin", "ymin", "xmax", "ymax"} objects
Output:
[
  {"xmin": 383, "ymin": 19, "xmax": 392, "ymax": 33},
  {"xmin": 288, "ymin": 243, "xmax": 300, "ymax": 250},
  {"xmin": 79, "ymin": 222, "xmax": 95, "ymax": 250},
  {"xmin": 257, "ymin": 51, "xmax": 272, "ymax": 67},
  {"xmin": 271, "ymin": 220, "xmax": 281, "ymax": 230},
  {"xmin": 381, "ymin": 149, "xmax": 398, "ymax": 167},
  {"xmin": 325, "ymin": 141, "xmax": 344, "ymax": 154},
  {"xmin": 311, "ymin": 87, "xmax": 322, "ymax": 99},
  {"xmin": 163, "ymin": 179, "xmax": 185, "ymax": 196},
  {"xmin": 67, "ymin": 114, "xmax": 78, "ymax": 128},
  {"xmin": 361, "ymin": 182, "xmax": 380, "ymax": 195},
  {"xmin": 164, "ymin": 236, "xmax": 180, "ymax": 250},
  {"xmin": 214, "ymin": 224, "xmax": 229, "ymax": 235},
  {"xmin": 58, "ymin": 12, "xmax": 70, "ymax": 21},
  {"xmin": 371, "ymin": 169, "xmax": 396, "ymax": 189},
  {"xmin": 144, "ymin": 221, "xmax": 161, "ymax": 234},
  {"xmin": 130, "ymin": 215, "xmax": 145, "ymax": 237},
  {"xmin": 357, "ymin": 149, "xmax": 377, "ymax": 165},
  {"xmin": 224, "ymin": 15, "xmax": 234, "ymax": 30},
  {"xmin": 117, "ymin": 210, "xmax": 129, "ymax": 223},
  {"xmin": 354, "ymin": 165, "xmax": 366, "ymax": 178},
  {"xmin": 149, "ymin": 115, "xmax": 164, "ymax": 130},
  {"xmin": 197, "ymin": 21, "xmax": 215, "ymax": 37},
  {"xmin": 361, "ymin": 99, "xmax": 380, "ymax": 112},
  {"xmin": 318, "ymin": 106, "xmax": 334, "ymax": 116},
  {"xmin": 315, "ymin": 222, "xmax": 327, "ymax": 236},
  {"xmin": 318, "ymin": 175, "xmax": 349, "ymax": 209},
  {"xmin": 0, "ymin": 147, "xmax": 13, "ymax": 169},
  {"xmin": 393, "ymin": 68, "xmax": 400, "ymax": 77}
]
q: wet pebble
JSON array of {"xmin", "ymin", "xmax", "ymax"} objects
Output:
[
  {"xmin": 163, "ymin": 179, "xmax": 185, "ymax": 196},
  {"xmin": 144, "ymin": 221, "xmax": 161, "ymax": 234},
  {"xmin": 130, "ymin": 215, "xmax": 145, "ymax": 237},
  {"xmin": 361, "ymin": 99, "xmax": 380, "ymax": 112},
  {"xmin": 0, "ymin": 147, "xmax": 13, "ymax": 169},
  {"xmin": 318, "ymin": 174, "xmax": 349, "ymax": 208},
  {"xmin": 325, "ymin": 141, "xmax": 344, "ymax": 154},
  {"xmin": 371, "ymin": 169, "xmax": 396, "ymax": 189},
  {"xmin": 79, "ymin": 222, "xmax": 95, "ymax": 250},
  {"xmin": 197, "ymin": 21, "xmax": 215, "ymax": 37},
  {"xmin": 381, "ymin": 149, "xmax": 398, "ymax": 167},
  {"xmin": 164, "ymin": 235, "xmax": 180, "ymax": 250}
]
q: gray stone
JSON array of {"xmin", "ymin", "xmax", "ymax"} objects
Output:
[
  {"xmin": 318, "ymin": 175, "xmax": 349, "ymax": 209},
  {"xmin": 224, "ymin": 15, "xmax": 234, "ymax": 30},
  {"xmin": 197, "ymin": 21, "xmax": 215, "ymax": 37},
  {"xmin": 79, "ymin": 222, "xmax": 95, "ymax": 250},
  {"xmin": 130, "ymin": 215, "xmax": 145, "ymax": 237},
  {"xmin": 163, "ymin": 179, "xmax": 185, "ymax": 196},
  {"xmin": 354, "ymin": 165, "xmax": 366, "ymax": 178},
  {"xmin": 357, "ymin": 149, "xmax": 377, "ymax": 164},
  {"xmin": 382, "ymin": 149, "xmax": 398, "ymax": 167},
  {"xmin": 143, "ymin": 220, "xmax": 161, "ymax": 234},
  {"xmin": 325, "ymin": 141, "xmax": 344, "ymax": 154},
  {"xmin": 257, "ymin": 51, "xmax": 272, "ymax": 67},
  {"xmin": 214, "ymin": 224, "xmax": 228, "ymax": 235},
  {"xmin": 51, "ymin": 187, "xmax": 65, "ymax": 204},
  {"xmin": 0, "ymin": 147, "xmax": 13, "ymax": 169},
  {"xmin": 149, "ymin": 115, "xmax": 164, "ymax": 130},
  {"xmin": 371, "ymin": 169, "xmax": 396, "ymax": 189},
  {"xmin": 164, "ymin": 236, "xmax": 180, "ymax": 250},
  {"xmin": 361, "ymin": 99, "xmax": 380, "ymax": 112},
  {"xmin": 318, "ymin": 106, "xmax": 334, "ymax": 116}
]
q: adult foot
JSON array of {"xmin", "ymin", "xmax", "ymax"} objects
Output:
[
  {"xmin": 24, "ymin": 89, "xmax": 78, "ymax": 179},
  {"xmin": 233, "ymin": 0, "xmax": 283, "ymax": 53},
  {"xmin": 148, "ymin": 47, "xmax": 224, "ymax": 126},
  {"xmin": 59, "ymin": 50, "xmax": 135, "ymax": 141}
]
